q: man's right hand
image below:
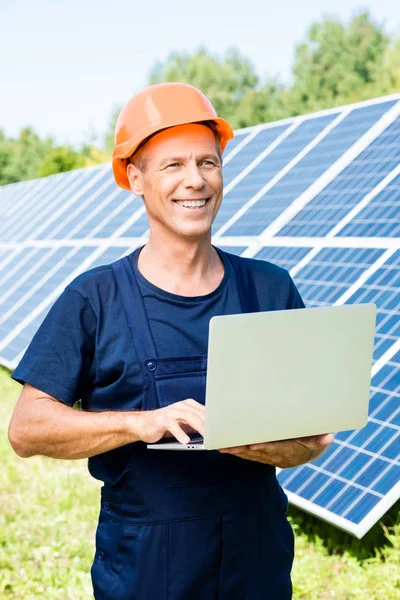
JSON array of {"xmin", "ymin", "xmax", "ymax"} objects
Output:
[
  {"xmin": 8, "ymin": 385, "xmax": 205, "ymax": 460},
  {"xmin": 134, "ymin": 399, "xmax": 205, "ymax": 445}
]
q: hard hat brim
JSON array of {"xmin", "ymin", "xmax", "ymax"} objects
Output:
[{"xmin": 112, "ymin": 116, "xmax": 234, "ymax": 191}]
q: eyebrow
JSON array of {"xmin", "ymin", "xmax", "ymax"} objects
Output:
[{"xmin": 158, "ymin": 154, "xmax": 221, "ymax": 167}]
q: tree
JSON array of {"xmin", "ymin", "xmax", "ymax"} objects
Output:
[
  {"xmin": 37, "ymin": 144, "xmax": 110, "ymax": 177},
  {"xmin": 0, "ymin": 128, "xmax": 54, "ymax": 185},
  {"xmin": 289, "ymin": 12, "xmax": 390, "ymax": 112},
  {"xmin": 380, "ymin": 37, "xmax": 400, "ymax": 94},
  {"xmin": 149, "ymin": 47, "xmax": 260, "ymax": 128},
  {"xmin": 37, "ymin": 146, "xmax": 86, "ymax": 177},
  {"xmin": 104, "ymin": 47, "xmax": 272, "ymax": 147}
]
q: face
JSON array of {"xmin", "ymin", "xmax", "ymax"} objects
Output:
[{"xmin": 126, "ymin": 124, "xmax": 223, "ymax": 241}]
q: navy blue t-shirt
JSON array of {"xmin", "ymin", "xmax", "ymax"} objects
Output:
[{"xmin": 12, "ymin": 247, "xmax": 305, "ymax": 485}]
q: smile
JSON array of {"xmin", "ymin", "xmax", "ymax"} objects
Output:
[{"xmin": 174, "ymin": 198, "xmax": 209, "ymax": 209}]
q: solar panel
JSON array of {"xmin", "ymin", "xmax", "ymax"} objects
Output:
[
  {"xmin": 218, "ymin": 99, "xmax": 399, "ymax": 237},
  {"xmin": 277, "ymin": 117, "xmax": 400, "ymax": 237},
  {"xmin": 293, "ymin": 247, "xmax": 385, "ymax": 308},
  {"xmin": 338, "ymin": 171, "xmax": 400, "ymax": 238},
  {"xmin": 1, "ymin": 93, "xmax": 399, "ymax": 537}
]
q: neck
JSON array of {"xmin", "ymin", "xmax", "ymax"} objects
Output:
[{"xmin": 137, "ymin": 230, "xmax": 224, "ymax": 296}]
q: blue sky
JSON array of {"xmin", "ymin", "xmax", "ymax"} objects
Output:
[{"xmin": 1, "ymin": 0, "xmax": 399, "ymax": 147}]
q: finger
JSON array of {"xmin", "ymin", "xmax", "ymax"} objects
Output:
[
  {"xmin": 170, "ymin": 407, "xmax": 204, "ymax": 436},
  {"xmin": 177, "ymin": 412, "xmax": 205, "ymax": 437},
  {"xmin": 316, "ymin": 433, "xmax": 335, "ymax": 445},
  {"xmin": 296, "ymin": 433, "xmax": 335, "ymax": 449},
  {"xmin": 172, "ymin": 403, "xmax": 206, "ymax": 423},
  {"xmin": 169, "ymin": 410, "xmax": 205, "ymax": 438},
  {"xmin": 182, "ymin": 399, "xmax": 206, "ymax": 411},
  {"xmin": 167, "ymin": 421, "xmax": 191, "ymax": 445}
]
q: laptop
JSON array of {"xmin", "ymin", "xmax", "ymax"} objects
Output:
[{"xmin": 147, "ymin": 303, "xmax": 376, "ymax": 451}]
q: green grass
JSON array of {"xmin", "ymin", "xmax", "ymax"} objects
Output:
[{"xmin": 0, "ymin": 366, "xmax": 399, "ymax": 599}]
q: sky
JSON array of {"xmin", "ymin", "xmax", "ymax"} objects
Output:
[{"xmin": 1, "ymin": 0, "xmax": 400, "ymax": 147}]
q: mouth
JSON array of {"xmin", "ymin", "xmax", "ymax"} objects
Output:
[{"xmin": 173, "ymin": 198, "xmax": 210, "ymax": 209}]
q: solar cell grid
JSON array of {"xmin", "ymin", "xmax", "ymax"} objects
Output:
[
  {"xmin": 10, "ymin": 169, "xmax": 103, "ymax": 242},
  {"xmin": 0, "ymin": 248, "xmax": 17, "ymax": 271},
  {"xmin": 223, "ymin": 132, "xmax": 249, "ymax": 157},
  {"xmin": 293, "ymin": 247, "xmax": 384, "ymax": 307},
  {"xmin": 217, "ymin": 245, "xmax": 247, "ymax": 256},
  {"xmin": 86, "ymin": 245, "xmax": 133, "ymax": 268},
  {"xmin": 220, "ymin": 124, "xmax": 289, "ymax": 189},
  {"xmin": 0, "ymin": 245, "xmax": 134, "ymax": 365},
  {"xmin": 254, "ymin": 246, "xmax": 311, "ymax": 271},
  {"xmin": 66, "ymin": 189, "xmax": 131, "ymax": 239},
  {"xmin": 0, "ymin": 176, "xmax": 65, "ymax": 242},
  {"xmin": 39, "ymin": 170, "xmax": 114, "ymax": 240},
  {"xmin": 0, "ymin": 247, "xmax": 50, "ymax": 292},
  {"xmin": 278, "ymin": 116, "xmax": 400, "ymax": 237},
  {"xmin": 214, "ymin": 115, "xmax": 337, "ymax": 234},
  {"xmin": 14, "ymin": 172, "xmax": 91, "ymax": 243},
  {"xmin": 91, "ymin": 198, "xmax": 141, "ymax": 239},
  {"xmin": 1, "ymin": 179, "xmax": 39, "ymax": 220},
  {"xmin": 339, "ymin": 172, "xmax": 400, "ymax": 238},
  {"xmin": 0, "ymin": 246, "xmax": 97, "ymax": 345},
  {"xmin": 346, "ymin": 250, "xmax": 400, "ymax": 362},
  {"xmin": 117, "ymin": 209, "xmax": 150, "ymax": 238},
  {"xmin": 224, "ymin": 100, "xmax": 398, "ymax": 237},
  {"xmin": 0, "ymin": 309, "xmax": 48, "ymax": 364},
  {"xmin": 0, "ymin": 247, "xmax": 89, "ymax": 330}
]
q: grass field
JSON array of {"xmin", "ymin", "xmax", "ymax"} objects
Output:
[{"xmin": 0, "ymin": 365, "xmax": 399, "ymax": 599}]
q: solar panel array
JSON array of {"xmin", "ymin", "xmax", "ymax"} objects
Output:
[{"xmin": 1, "ymin": 93, "xmax": 399, "ymax": 538}]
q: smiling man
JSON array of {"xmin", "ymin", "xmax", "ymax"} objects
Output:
[{"xmin": 8, "ymin": 83, "xmax": 333, "ymax": 599}]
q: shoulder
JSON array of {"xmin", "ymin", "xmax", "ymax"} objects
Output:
[
  {"xmin": 222, "ymin": 250, "xmax": 304, "ymax": 310},
  {"xmin": 66, "ymin": 263, "xmax": 115, "ymax": 300},
  {"xmin": 62, "ymin": 255, "xmax": 128, "ymax": 314}
]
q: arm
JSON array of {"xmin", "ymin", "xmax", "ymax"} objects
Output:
[{"xmin": 8, "ymin": 384, "xmax": 205, "ymax": 460}]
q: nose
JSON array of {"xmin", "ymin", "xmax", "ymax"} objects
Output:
[{"xmin": 183, "ymin": 162, "xmax": 205, "ymax": 190}]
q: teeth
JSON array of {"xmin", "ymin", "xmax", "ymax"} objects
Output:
[{"xmin": 175, "ymin": 199, "xmax": 207, "ymax": 208}]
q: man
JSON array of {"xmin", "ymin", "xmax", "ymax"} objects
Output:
[{"xmin": 8, "ymin": 82, "xmax": 333, "ymax": 599}]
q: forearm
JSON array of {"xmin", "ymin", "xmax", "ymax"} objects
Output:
[{"xmin": 8, "ymin": 395, "xmax": 145, "ymax": 460}]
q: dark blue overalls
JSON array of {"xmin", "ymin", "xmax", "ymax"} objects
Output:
[{"xmin": 91, "ymin": 253, "xmax": 294, "ymax": 599}]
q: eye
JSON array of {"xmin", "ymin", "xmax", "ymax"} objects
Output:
[
  {"xmin": 165, "ymin": 162, "xmax": 180, "ymax": 169},
  {"xmin": 200, "ymin": 160, "xmax": 216, "ymax": 167}
]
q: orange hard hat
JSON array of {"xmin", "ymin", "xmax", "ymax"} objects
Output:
[{"xmin": 112, "ymin": 82, "xmax": 234, "ymax": 190}]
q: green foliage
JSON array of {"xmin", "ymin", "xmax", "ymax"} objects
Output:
[
  {"xmin": 2, "ymin": 10, "xmax": 400, "ymax": 186},
  {"xmin": 380, "ymin": 37, "xmax": 400, "ymax": 94},
  {"xmin": 289, "ymin": 11, "xmax": 391, "ymax": 112},
  {"xmin": 150, "ymin": 47, "xmax": 261, "ymax": 128},
  {"xmin": 37, "ymin": 146, "xmax": 86, "ymax": 177},
  {"xmin": 125, "ymin": 11, "xmax": 398, "ymax": 135},
  {"xmin": 0, "ymin": 366, "xmax": 399, "ymax": 599},
  {"xmin": 0, "ymin": 129, "xmax": 110, "ymax": 186},
  {"xmin": 37, "ymin": 144, "xmax": 110, "ymax": 178},
  {"xmin": 0, "ymin": 128, "xmax": 54, "ymax": 185}
]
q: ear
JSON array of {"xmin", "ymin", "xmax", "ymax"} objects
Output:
[{"xmin": 127, "ymin": 163, "xmax": 144, "ymax": 196}]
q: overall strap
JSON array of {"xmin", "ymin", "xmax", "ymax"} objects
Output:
[
  {"xmin": 226, "ymin": 252, "xmax": 260, "ymax": 313},
  {"xmin": 111, "ymin": 255, "xmax": 158, "ymax": 362}
]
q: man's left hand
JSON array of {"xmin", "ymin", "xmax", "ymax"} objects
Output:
[{"xmin": 219, "ymin": 433, "xmax": 334, "ymax": 468}]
